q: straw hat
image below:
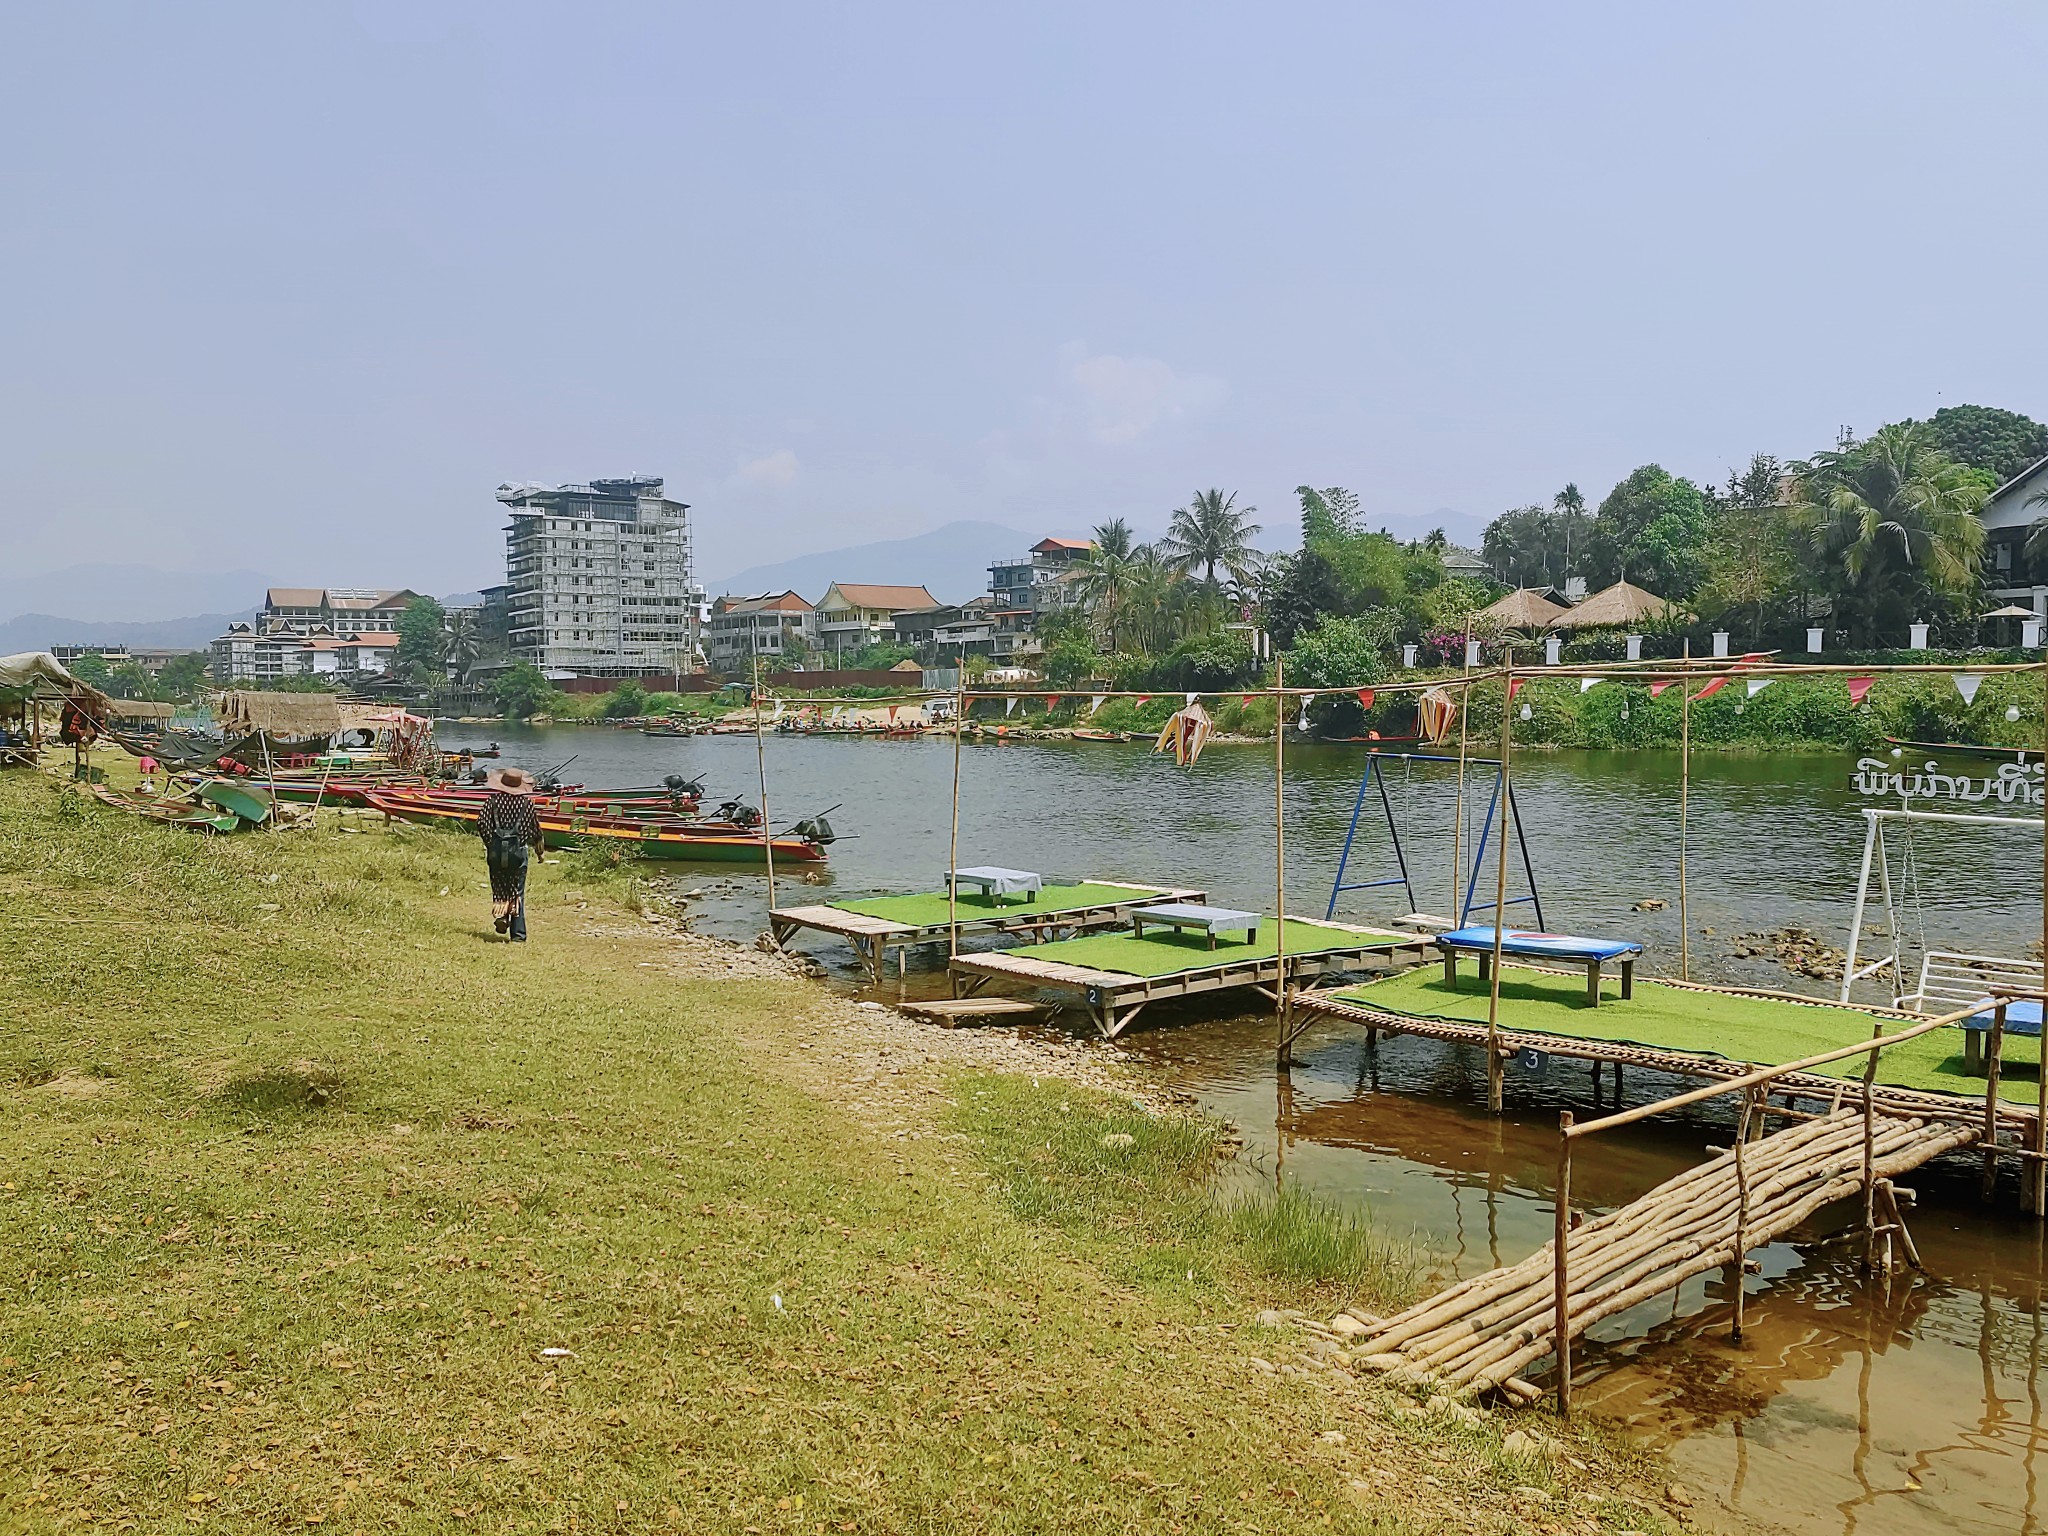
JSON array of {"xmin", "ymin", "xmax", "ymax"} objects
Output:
[{"xmin": 486, "ymin": 767, "xmax": 535, "ymax": 795}]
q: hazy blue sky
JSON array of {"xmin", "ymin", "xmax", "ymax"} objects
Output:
[{"xmin": 4, "ymin": 1, "xmax": 2044, "ymax": 596}]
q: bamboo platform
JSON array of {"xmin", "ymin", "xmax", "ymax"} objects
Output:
[
  {"xmin": 948, "ymin": 919, "xmax": 1432, "ymax": 1038},
  {"xmin": 1344, "ymin": 1109, "xmax": 1978, "ymax": 1404},
  {"xmin": 768, "ymin": 879, "xmax": 1205, "ymax": 979},
  {"xmin": 1290, "ymin": 983, "xmax": 2043, "ymax": 1130}
]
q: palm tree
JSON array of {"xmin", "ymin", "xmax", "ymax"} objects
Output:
[
  {"xmin": 1789, "ymin": 422, "xmax": 1988, "ymax": 644},
  {"xmin": 1553, "ymin": 483, "xmax": 1587, "ymax": 581},
  {"xmin": 1124, "ymin": 544, "xmax": 1179, "ymax": 653},
  {"xmin": 1076, "ymin": 518, "xmax": 1139, "ymax": 650},
  {"xmin": 1161, "ymin": 489, "xmax": 1261, "ymax": 587},
  {"xmin": 446, "ymin": 609, "xmax": 486, "ymax": 684}
]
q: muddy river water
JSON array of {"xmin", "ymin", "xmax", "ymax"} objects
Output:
[{"xmin": 443, "ymin": 723, "xmax": 2048, "ymax": 1535}]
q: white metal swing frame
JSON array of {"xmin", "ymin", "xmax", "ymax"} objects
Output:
[{"xmin": 1839, "ymin": 806, "xmax": 2043, "ymax": 1008}]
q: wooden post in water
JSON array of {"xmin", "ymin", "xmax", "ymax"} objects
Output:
[
  {"xmin": 1679, "ymin": 641, "xmax": 1692, "ymax": 982},
  {"xmin": 1553, "ymin": 1110, "xmax": 1573, "ymax": 1418},
  {"xmin": 1485, "ymin": 651, "xmax": 1514, "ymax": 1113},
  {"xmin": 1860, "ymin": 1027, "xmax": 1881, "ymax": 1272},
  {"xmin": 1732, "ymin": 1087, "xmax": 1753, "ymax": 1342},
  {"xmin": 1982, "ymin": 1002, "xmax": 2007, "ymax": 1204},
  {"xmin": 1275, "ymin": 658, "xmax": 1291, "ymax": 1065},
  {"xmin": 752, "ymin": 658, "xmax": 778, "ymax": 923}
]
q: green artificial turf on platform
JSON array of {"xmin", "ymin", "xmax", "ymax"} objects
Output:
[
  {"xmin": 834, "ymin": 881, "xmax": 1158, "ymax": 928},
  {"xmin": 1030, "ymin": 921, "xmax": 1404, "ymax": 979},
  {"xmin": 1330, "ymin": 966, "xmax": 2041, "ymax": 1104}
]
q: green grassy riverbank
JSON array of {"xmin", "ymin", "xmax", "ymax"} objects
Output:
[{"xmin": 0, "ymin": 769, "xmax": 1680, "ymax": 1534}]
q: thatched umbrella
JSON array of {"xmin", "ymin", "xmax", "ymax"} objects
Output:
[
  {"xmin": 1474, "ymin": 588, "xmax": 1570, "ymax": 630},
  {"xmin": 1556, "ymin": 580, "xmax": 1674, "ymax": 630}
]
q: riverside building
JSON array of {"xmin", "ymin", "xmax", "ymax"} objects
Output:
[{"xmin": 496, "ymin": 477, "xmax": 703, "ymax": 676}]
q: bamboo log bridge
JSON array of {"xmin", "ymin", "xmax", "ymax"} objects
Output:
[{"xmin": 1346, "ymin": 1109, "xmax": 1978, "ymax": 1405}]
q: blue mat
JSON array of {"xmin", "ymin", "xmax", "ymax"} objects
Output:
[{"xmin": 1435, "ymin": 926, "xmax": 1643, "ymax": 963}]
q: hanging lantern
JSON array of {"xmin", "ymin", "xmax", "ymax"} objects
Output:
[
  {"xmin": 1518, "ymin": 702, "xmax": 1532, "ymax": 722},
  {"xmin": 2008, "ymin": 705, "xmax": 2023, "ymax": 723}
]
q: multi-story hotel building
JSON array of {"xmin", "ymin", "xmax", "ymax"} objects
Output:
[{"xmin": 496, "ymin": 477, "xmax": 701, "ymax": 675}]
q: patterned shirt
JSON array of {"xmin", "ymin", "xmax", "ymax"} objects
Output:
[{"xmin": 476, "ymin": 791, "xmax": 543, "ymax": 852}]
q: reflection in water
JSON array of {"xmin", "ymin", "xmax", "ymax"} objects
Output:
[{"xmin": 440, "ymin": 726, "xmax": 2048, "ymax": 1534}]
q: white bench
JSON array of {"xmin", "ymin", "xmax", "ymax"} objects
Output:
[
  {"xmin": 947, "ymin": 866, "xmax": 1043, "ymax": 905},
  {"xmin": 1130, "ymin": 903, "xmax": 1261, "ymax": 949}
]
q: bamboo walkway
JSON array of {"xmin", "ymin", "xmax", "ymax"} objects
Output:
[{"xmin": 1347, "ymin": 1109, "xmax": 1979, "ymax": 1404}]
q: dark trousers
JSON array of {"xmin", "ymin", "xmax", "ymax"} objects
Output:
[{"xmin": 488, "ymin": 847, "xmax": 530, "ymax": 941}]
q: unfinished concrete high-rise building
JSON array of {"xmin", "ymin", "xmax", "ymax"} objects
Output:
[{"xmin": 496, "ymin": 477, "xmax": 702, "ymax": 676}]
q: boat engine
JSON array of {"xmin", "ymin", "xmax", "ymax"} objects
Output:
[
  {"xmin": 791, "ymin": 814, "xmax": 837, "ymax": 846},
  {"xmin": 714, "ymin": 798, "xmax": 763, "ymax": 830}
]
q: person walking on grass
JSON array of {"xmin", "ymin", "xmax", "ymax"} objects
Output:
[{"xmin": 477, "ymin": 767, "xmax": 546, "ymax": 942}]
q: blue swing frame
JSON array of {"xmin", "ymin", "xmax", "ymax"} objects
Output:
[{"xmin": 1324, "ymin": 751, "xmax": 1545, "ymax": 929}]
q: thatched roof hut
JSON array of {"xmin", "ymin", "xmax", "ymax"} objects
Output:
[
  {"xmin": 215, "ymin": 690, "xmax": 343, "ymax": 738},
  {"xmin": 1555, "ymin": 580, "xmax": 1675, "ymax": 630},
  {"xmin": 1474, "ymin": 588, "xmax": 1570, "ymax": 630}
]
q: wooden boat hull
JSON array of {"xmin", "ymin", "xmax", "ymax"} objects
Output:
[{"xmin": 363, "ymin": 792, "xmax": 825, "ymax": 864}]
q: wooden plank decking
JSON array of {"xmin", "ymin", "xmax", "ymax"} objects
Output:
[
  {"xmin": 948, "ymin": 920, "xmax": 1433, "ymax": 1038},
  {"xmin": 768, "ymin": 879, "xmax": 1207, "ymax": 978}
]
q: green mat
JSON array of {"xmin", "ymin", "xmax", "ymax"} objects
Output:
[
  {"xmin": 834, "ymin": 882, "xmax": 1157, "ymax": 928},
  {"xmin": 1329, "ymin": 966, "xmax": 2041, "ymax": 1105},
  {"xmin": 1031, "ymin": 921, "xmax": 1406, "ymax": 979}
]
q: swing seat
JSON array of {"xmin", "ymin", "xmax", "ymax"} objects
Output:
[{"xmin": 1900, "ymin": 950, "xmax": 2045, "ymax": 1074}]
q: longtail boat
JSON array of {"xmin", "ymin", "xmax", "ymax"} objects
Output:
[{"xmin": 363, "ymin": 790, "xmax": 830, "ymax": 864}]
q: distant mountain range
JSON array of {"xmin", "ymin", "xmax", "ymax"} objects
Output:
[
  {"xmin": 0, "ymin": 611, "xmax": 256, "ymax": 653},
  {"xmin": 703, "ymin": 520, "xmax": 1040, "ymax": 606},
  {"xmin": 0, "ymin": 564, "xmax": 276, "ymax": 626}
]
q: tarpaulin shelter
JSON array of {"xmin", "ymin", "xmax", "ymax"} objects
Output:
[{"xmin": 0, "ymin": 651, "xmax": 115, "ymax": 761}]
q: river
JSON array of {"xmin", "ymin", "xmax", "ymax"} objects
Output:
[{"xmin": 442, "ymin": 722, "xmax": 2047, "ymax": 1536}]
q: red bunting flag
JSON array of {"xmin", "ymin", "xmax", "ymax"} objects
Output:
[
  {"xmin": 1241, "ymin": 694, "xmax": 1254, "ymax": 707},
  {"xmin": 1847, "ymin": 676, "xmax": 1874, "ymax": 707},
  {"xmin": 1356, "ymin": 688, "xmax": 1376, "ymax": 709},
  {"xmin": 1505, "ymin": 678, "xmax": 1524, "ymax": 703},
  {"xmin": 1136, "ymin": 695, "xmax": 1151, "ymax": 705},
  {"xmin": 1044, "ymin": 694, "xmax": 1060, "ymax": 708},
  {"xmin": 886, "ymin": 705, "xmax": 899, "ymax": 721},
  {"xmin": 1649, "ymin": 681, "xmax": 1675, "ymax": 697},
  {"xmin": 1691, "ymin": 677, "xmax": 1730, "ymax": 701}
]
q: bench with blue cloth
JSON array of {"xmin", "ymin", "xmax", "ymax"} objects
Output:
[
  {"xmin": 1130, "ymin": 902, "xmax": 1261, "ymax": 949},
  {"xmin": 1434, "ymin": 926, "xmax": 1644, "ymax": 1007},
  {"xmin": 1959, "ymin": 998, "xmax": 2044, "ymax": 1074}
]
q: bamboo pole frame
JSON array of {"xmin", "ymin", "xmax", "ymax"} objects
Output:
[
  {"xmin": 752, "ymin": 657, "xmax": 778, "ymax": 921},
  {"xmin": 1275, "ymin": 657, "xmax": 1291, "ymax": 1063},
  {"xmin": 948, "ymin": 679, "xmax": 965, "ymax": 967},
  {"xmin": 1452, "ymin": 647, "xmax": 1473, "ymax": 922},
  {"xmin": 1679, "ymin": 640, "xmax": 1692, "ymax": 982},
  {"xmin": 1485, "ymin": 651, "xmax": 1513, "ymax": 1113}
]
